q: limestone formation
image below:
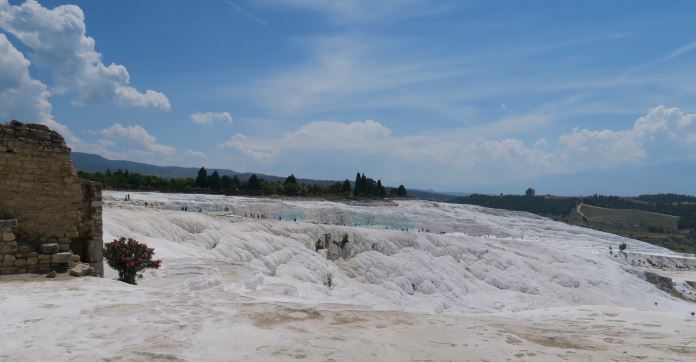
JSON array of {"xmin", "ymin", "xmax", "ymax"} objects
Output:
[
  {"xmin": 0, "ymin": 121, "xmax": 103, "ymax": 276},
  {"xmin": 644, "ymin": 271, "xmax": 674, "ymax": 292},
  {"xmin": 317, "ymin": 233, "xmax": 351, "ymax": 261}
]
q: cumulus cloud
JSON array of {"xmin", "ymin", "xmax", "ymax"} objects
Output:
[
  {"xmin": 558, "ymin": 105, "xmax": 696, "ymax": 168},
  {"xmin": 100, "ymin": 123, "xmax": 176, "ymax": 155},
  {"xmin": 191, "ymin": 112, "xmax": 233, "ymax": 125},
  {"xmin": 218, "ymin": 106, "xmax": 696, "ymax": 186},
  {"xmin": 219, "ymin": 120, "xmax": 390, "ymax": 161},
  {"xmin": 0, "ymin": 35, "xmax": 173, "ymax": 163},
  {"xmin": 0, "ymin": 0, "xmax": 170, "ymax": 110},
  {"xmin": 0, "ymin": 32, "xmax": 52, "ymax": 123},
  {"xmin": 0, "ymin": 32, "xmax": 91, "ymax": 150}
]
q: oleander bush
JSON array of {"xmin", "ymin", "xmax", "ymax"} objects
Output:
[{"xmin": 104, "ymin": 237, "xmax": 161, "ymax": 285}]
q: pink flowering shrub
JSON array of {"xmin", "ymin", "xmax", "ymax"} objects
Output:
[{"xmin": 104, "ymin": 237, "xmax": 162, "ymax": 285}]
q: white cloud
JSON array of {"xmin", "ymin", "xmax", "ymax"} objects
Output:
[
  {"xmin": 219, "ymin": 133, "xmax": 273, "ymax": 162},
  {"xmin": 219, "ymin": 119, "xmax": 390, "ymax": 161},
  {"xmin": 190, "ymin": 112, "xmax": 233, "ymax": 125},
  {"xmin": 0, "ymin": 32, "xmax": 52, "ymax": 124},
  {"xmin": 185, "ymin": 149, "xmax": 207, "ymax": 158},
  {"xmin": 0, "ymin": 32, "xmax": 92, "ymax": 150},
  {"xmin": 0, "ymin": 0, "xmax": 170, "ymax": 110},
  {"xmin": 100, "ymin": 123, "xmax": 176, "ymax": 155},
  {"xmin": 557, "ymin": 105, "xmax": 696, "ymax": 168},
  {"xmin": 217, "ymin": 106, "xmax": 696, "ymax": 187}
]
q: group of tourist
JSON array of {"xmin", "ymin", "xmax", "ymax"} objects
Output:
[{"xmin": 122, "ymin": 195, "xmax": 440, "ymax": 234}]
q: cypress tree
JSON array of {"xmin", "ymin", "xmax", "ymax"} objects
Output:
[{"xmin": 355, "ymin": 172, "xmax": 362, "ymax": 195}]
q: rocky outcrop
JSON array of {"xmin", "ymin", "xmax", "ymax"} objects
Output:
[
  {"xmin": 644, "ymin": 271, "xmax": 673, "ymax": 292},
  {"xmin": 315, "ymin": 233, "xmax": 351, "ymax": 261}
]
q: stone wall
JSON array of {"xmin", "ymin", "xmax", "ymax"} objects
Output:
[
  {"xmin": 1, "ymin": 218, "xmax": 79, "ymax": 274},
  {"xmin": 0, "ymin": 121, "xmax": 103, "ymax": 275}
]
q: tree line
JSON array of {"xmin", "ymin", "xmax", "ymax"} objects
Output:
[{"xmin": 78, "ymin": 168, "xmax": 407, "ymax": 199}]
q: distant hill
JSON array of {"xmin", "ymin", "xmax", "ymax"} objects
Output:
[
  {"xmin": 403, "ymin": 189, "xmax": 459, "ymax": 202},
  {"xmin": 70, "ymin": 152, "xmax": 335, "ymax": 185},
  {"xmin": 71, "ymin": 152, "xmax": 209, "ymax": 178},
  {"xmin": 472, "ymin": 161, "xmax": 696, "ymax": 196},
  {"xmin": 70, "ymin": 152, "xmax": 455, "ymax": 201}
]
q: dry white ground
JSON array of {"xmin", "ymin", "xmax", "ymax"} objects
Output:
[{"xmin": 1, "ymin": 191, "xmax": 696, "ymax": 361}]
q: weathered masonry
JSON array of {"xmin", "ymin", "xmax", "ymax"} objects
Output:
[{"xmin": 0, "ymin": 121, "xmax": 103, "ymax": 276}]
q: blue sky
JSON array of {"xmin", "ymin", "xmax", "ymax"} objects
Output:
[{"xmin": 1, "ymin": 0, "xmax": 696, "ymax": 193}]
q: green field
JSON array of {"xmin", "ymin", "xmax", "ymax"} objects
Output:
[
  {"xmin": 574, "ymin": 204, "xmax": 696, "ymax": 254},
  {"xmin": 578, "ymin": 204, "xmax": 679, "ymax": 231}
]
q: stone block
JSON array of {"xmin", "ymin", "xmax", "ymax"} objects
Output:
[
  {"xmin": 40, "ymin": 243, "xmax": 59, "ymax": 254},
  {"xmin": 3, "ymin": 254, "xmax": 15, "ymax": 263},
  {"xmin": 0, "ymin": 219, "xmax": 18, "ymax": 228},
  {"xmin": 69, "ymin": 263, "xmax": 94, "ymax": 277},
  {"xmin": 14, "ymin": 259, "xmax": 26, "ymax": 267},
  {"xmin": 51, "ymin": 252, "xmax": 72, "ymax": 264},
  {"xmin": 1, "ymin": 232, "xmax": 15, "ymax": 241}
]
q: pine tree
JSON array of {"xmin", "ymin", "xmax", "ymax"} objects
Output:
[
  {"xmin": 342, "ymin": 179, "xmax": 352, "ymax": 193},
  {"xmin": 209, "ymin": 170, "xmax": 221, "ymax": 191},
  {"xmin": 377, "ymin": 180, "xmax": 386, "ymax": 197},
  {"xmin": 284, "ymin": 174, "xmax": 299, "ymax": 195},
  {"xmin": 221, "ymin": 175, "xmax": 232, "ymax": 190},
  {"xmin": 396, "ymin": 185, "xmax": 407, "ymax": 197},
  {"xmin": 195, "ymin": 167, "xmax": 208, "ymax": 188},
  {"xmin": 247, "ymin": 174, "xmax": 261, "ymax": 191},
  {"xmin": 285, "ymin": 174, "xmax": 298, "ymax": 185}
]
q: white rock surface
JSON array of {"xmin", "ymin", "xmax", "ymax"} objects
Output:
[{"xmin": 1, "ymin": 190, "xmax": 695, "ymax": 361}]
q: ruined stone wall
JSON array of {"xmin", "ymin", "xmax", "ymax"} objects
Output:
[{"xmin": 0, "ymin": 121, "xmax": 103, "ymax": 275}]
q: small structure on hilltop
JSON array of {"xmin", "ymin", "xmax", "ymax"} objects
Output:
[{"xmin": 0, "ymin": 121, "xmax": 103, "ymax": 276}]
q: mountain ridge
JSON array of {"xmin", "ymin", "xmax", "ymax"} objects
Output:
[{"xmin": 70, "ymin": 152, "xmax": 455, "ymax": 201}]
